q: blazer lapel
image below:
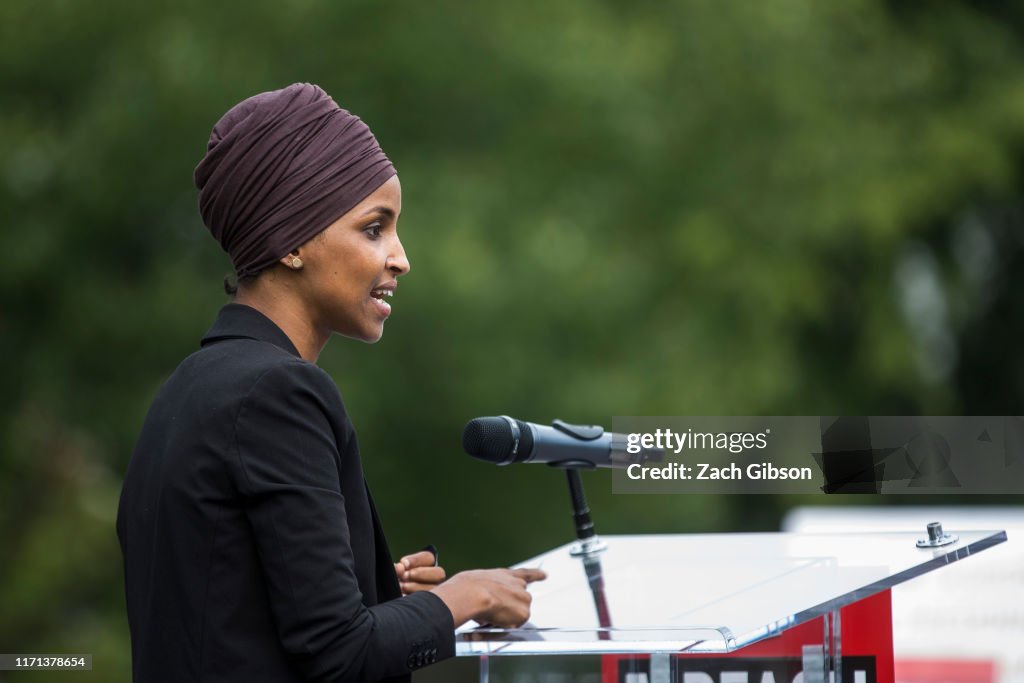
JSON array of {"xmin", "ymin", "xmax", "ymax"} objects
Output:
[{"xmin": 365, "ymin": 481, "xmax": 402, "ymax": 602}]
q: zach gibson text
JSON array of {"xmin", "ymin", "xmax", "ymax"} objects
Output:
[{"xmin": 626, "ymin": 462, "xmax": 813, "ymax": 481}]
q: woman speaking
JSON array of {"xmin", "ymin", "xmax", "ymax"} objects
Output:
[{"xmin": 116, "ymin": 83, "xmax": 544, "ymax": 682}]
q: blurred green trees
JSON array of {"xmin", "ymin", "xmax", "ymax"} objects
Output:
[{"xmin": 2, "ymin": 1, "xmax": 1023, "ymax": 680}]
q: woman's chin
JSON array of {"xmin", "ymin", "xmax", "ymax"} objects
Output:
[{"xmin": 336, "ymin": 325, "xmax": 385, "ymax": 344}]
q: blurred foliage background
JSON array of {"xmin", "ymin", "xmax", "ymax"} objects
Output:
[{"xmin": 2, "ymin": 0, "xmax": 1024, "ymax": 680}]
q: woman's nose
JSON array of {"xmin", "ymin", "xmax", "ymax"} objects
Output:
[{"xmin": 388, "ymin": 236, "xmax": 411, "ymax": 275}]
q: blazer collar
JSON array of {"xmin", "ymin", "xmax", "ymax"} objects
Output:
[{"xmin": 200, "ymin": 303, "xmax": 302, "ymax": 358}]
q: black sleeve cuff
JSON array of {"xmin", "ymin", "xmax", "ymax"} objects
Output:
[{"xmin": 364, "ymin": 589, "xmax": 457, "ymax": 678}]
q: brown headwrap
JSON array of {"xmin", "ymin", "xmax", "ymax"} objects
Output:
[{"xmin": 194, "ymin": 83, "xmax": 396, "ymax": 279}]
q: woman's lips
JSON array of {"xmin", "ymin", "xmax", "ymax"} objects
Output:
[{"xmin": 370, "ymin": 285, "xmax": 395, "ymax": 318}]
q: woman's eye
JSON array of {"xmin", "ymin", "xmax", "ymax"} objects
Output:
[{"xmin": 364, "ymin": 223, "xmax": 382, "ymax": 239}]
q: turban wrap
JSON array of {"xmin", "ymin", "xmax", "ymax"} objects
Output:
[{"xmin": 194, "ymin": 83, "xmax": 396, "ymax": 279}]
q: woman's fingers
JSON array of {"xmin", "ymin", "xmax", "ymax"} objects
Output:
[
  {"xmin": 405, "ymin": 565, "xmax": 446, "ymax": 584},
  {"xmin": 511, "ymin": 567, "xmax": 547, "ymax": 583},
  {"xmin": 399, "ymin": 550, "xmax": 437, "ymax": 570},
  {"xmin": 401, "ymin": 580, "xmax": 444, "ymax": 594},
  {"xmin": 396, "ymin": 550, "xmax": 441, "ymax": 593}
]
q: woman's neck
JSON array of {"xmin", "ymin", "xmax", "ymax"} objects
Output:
[{"xmin": 233, "ymin": 280, "xmax": 328, "ymax": 363}]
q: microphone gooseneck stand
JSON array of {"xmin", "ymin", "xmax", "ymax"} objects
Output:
[
  {"xmin": 553, "ymin": 463, "xmax": 612, "ymax": 638},
  {"xmin": 563, "ymin": 467, "xmax": 607, "ymax": 556}
]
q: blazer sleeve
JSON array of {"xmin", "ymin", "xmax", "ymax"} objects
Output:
[{"xmin": 230, "ymin": 361, "xmax": 455, "ymax": 682}]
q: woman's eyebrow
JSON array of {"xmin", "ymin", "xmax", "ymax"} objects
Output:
[{"xmin": 360, "ymin": 206, "xmax": 395, "ymax": 219}]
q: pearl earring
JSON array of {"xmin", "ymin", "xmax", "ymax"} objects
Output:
[{"xmin": 291, "ymin": 257, "xmax": 303, "ymax": 269}]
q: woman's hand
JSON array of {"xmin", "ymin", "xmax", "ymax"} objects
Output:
[
  {"xmin": 395, "ymin": 550, "xmax": 446, "ymax": 595},
  {"xmin": 430, "ymin": 567, "xmax": 547, "ymax": 628}
]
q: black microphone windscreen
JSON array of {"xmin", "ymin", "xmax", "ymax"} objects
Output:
[{"xmin": 462, "ymin": 417, "xmax": 534, "ymax": 464}]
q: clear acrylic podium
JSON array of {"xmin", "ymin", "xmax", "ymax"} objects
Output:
[{"xmin": 455, "ymin": 530, "xmax": 1007, "ymax": 683}]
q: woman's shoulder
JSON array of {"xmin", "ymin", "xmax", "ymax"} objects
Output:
[{"xmin": 167, "ymin": 338, "xmax": 344, "ymax": 413}]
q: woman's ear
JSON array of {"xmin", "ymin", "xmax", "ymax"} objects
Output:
[{"xmin": 279, "ymin": 250, "xmax": 303, "ymax": 270}]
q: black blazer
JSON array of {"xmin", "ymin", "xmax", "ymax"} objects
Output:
[{"xmin": 117, "ymin": 304, "xmax": 454, "ymax": 682}]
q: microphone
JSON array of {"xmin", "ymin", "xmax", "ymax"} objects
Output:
[{"xmin": 462, "ymin": 416, "xmax": 664, "ymax": 469}]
